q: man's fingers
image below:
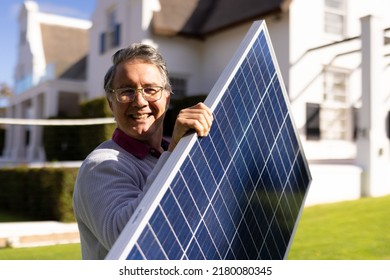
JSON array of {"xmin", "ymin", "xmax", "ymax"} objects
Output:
[
  {"xmin": 177, "ymin": 103, "xmax": 213, "ymax": 136},
  {"xmin": 168, "ymin": 103, "xmax": 213, "ymax": 151}
]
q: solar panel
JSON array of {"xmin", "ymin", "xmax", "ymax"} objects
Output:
[{"xmin": 106, "ymin": 20, "xmax": 312, "ymax": 260}]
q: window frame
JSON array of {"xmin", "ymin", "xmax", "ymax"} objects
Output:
[
  {"xmin": 169, "ymin": 76, "xmax": 188, "ymax": 98},
  {"xmin": 99, "ymin": 7, "xmax": 121, "ymax": 54},
  {"xmin": 324, "ymin": 0, "xmax": 347, "ymax": 37},
  {"xmin": 320, "ymin": 66, "xmax": 353, "ymax": 141}
]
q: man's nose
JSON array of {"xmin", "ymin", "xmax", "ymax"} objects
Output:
[{"xmin": 132, "ymin": 90, "xmax": 148, "ymax": 105}]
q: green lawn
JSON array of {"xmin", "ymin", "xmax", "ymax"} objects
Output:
[
  {"xmin": 288, "ymin": 194, "xmax": 390, "ymax": 260},
  {"xmin": 0, "ymin": 243, "xmax": 81, "ymax": 260},
  {"xmin": 0, "ymin": 195, "xmax": 389, "ymax": 260}
]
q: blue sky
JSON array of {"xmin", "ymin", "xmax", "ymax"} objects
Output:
[{"xmin": 0, "ymin": 0, "xmax": 95, "ymax": 88}]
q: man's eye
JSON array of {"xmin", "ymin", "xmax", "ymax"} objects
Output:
[
  {"xmin": 144, "ymin": 88, "xmax": 155, "ymax": 94},
  {"xmin": 144, "ymin": 88, "xmax": 157, "ymax": 94},
  {"xmin": 121, "ymin": 89, "xmax": 135, "ymax": 95}
]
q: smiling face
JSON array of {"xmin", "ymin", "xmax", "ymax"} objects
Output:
[{"xmin": 108, "ymin": 59, "xmax": 170, "ymax": 147}]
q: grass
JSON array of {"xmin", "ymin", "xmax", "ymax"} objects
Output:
[
  {"xmin": 0, "ymin": 195, "xmax": 389, "ymax": 260},
  {"xmin": 288, "ymin": 194, "xmax": 390, "ymax": 260},
  {"xmin": 0, "ymin": 244, "xmax": 81, "ymax": 260}
]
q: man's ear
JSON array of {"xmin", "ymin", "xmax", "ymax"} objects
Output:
[
  {"xmin": 107, "ymin": 97, "xmax": 114, "ymax": 113},
  {"xmin": 165, "ymin": 90, "xmax": 172, "ymax": 112}
]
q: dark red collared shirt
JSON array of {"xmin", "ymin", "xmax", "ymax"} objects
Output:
[{"xmin": 112, "ymin": 128, "xmax": 169, "ymax": 159}]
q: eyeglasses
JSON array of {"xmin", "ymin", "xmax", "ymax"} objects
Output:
[{"xmin": 111, "ymin": 86, "xmax": 165, "ymax": 103}]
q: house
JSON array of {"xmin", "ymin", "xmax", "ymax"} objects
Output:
[
  {"xmin": 2, "ymin": 0, "xmax": 91, "ymax": 162},
  {"xmin": 3, "ymin": 0, "xmax": 390, "ymax": 205}
]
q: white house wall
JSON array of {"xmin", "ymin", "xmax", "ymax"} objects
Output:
[
  {"xmin": 288, "ymin": 0, "xmax": 390, "ymax": 162},
  {"xmin": 87, "ymin": 0, "xmax": 115, "ymax": 99},
  {"xmin": 193, "ymin": 17, "xmax": 289, "ymax": 98},
  {"xmin": 157, "ymin": 17, "xmax": 289, "ymax": 99},
  {"xmin": 151, "ymin": 36, "xmax": 202, "ymax": 97},
  {"xmin": 88, "ymin": 0, "xmax": 159, "ymax": 99},
  {"xmin": 287, "ymin": 0, "xmax": 390, "ymax": 203},
  {"xmin": 304, "ymin": 164, "xmax": 362, "ymax": 206},
  {"xmin": 198, "ymin": 24, "xmax": 250, "ymax": 95},
  {"xmin": 157, "ymin": 19, "xmax": 289, "ymax": 98},
  {"xmin": 347, "ymin": 0, "xmax": 390, "ymax": 35},
  {"xmin": 16, "ymin": 1, "xmax": 46, "ymax": 89}
]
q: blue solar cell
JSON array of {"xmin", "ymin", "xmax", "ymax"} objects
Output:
[
  {"xmin": 106, "ymin": 20, "xmax": 311, "ymax": 260},
  {"xmin": 161, "ymin": 190, "xmax": 191, "ymax": 247},
  {"xmin": 151, "ymin": 206, "xmax": 183, "ymax": 259},
  {"xmin": 171, "ymin": 181, "xmax": 200, "ymax": 232},
  {"xmin": 186, "ymin": 237, "xmax": 203, "ymax": 259}
]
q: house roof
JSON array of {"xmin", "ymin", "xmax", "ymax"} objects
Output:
[
  {"xmin": 59, "ymin": 56, "xmax": 87, "ymax": 80},
  {"xmin": 40, "ymin": 23, "xmax": 89, "ymax": 79},
  {"xmin": 153, "ymin": 0, "xmax": 291, "ymax": 38}
]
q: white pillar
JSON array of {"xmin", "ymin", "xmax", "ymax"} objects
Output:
[
  {"xmin": 2, "ymin": 106, "xmax": 15, "ymax": 159},
  {"xmin": 10, "ymin": 103, "xmax": 26, "ymax": 161},
  {"xmin": 26, "ymin": 95, "xmax": 45, "ymax": 161},
  {"xmin": 44, "ymin": 87, "xmax": 59, "ymax": 118},
  {"xmin": 357, "ymin": 15, "xmax": 389, "ymax": 197}
]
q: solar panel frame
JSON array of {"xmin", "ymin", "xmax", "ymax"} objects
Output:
[{"xmin": 106, "ymin": 20, "xmax": 312, "ymax": 260}]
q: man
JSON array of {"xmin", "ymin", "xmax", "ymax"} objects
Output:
[{"xmin": 73, "ymin": 43, "xmax": 213, "ymax": 259}]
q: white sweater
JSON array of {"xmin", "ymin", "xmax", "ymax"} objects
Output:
[{"xmin": 72, "ymin": 139, "xmax": 170, "ymax": 259}]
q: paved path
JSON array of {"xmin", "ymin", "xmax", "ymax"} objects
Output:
[{"xmin": 0, "ymin": 221, "xmax": 79, "ymax": 248}]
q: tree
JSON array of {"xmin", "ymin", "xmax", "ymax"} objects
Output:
[{"xmin": 0, "ymin": 83, "xmax": 12, "ymax": 97}]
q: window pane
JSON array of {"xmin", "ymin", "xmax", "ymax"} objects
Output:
[
  {"xmin": 322, "ymin": 68, "xmax": 350, "ymax": 140},
  {"xmin": 324, "ymin": 13, "xmax": 343, "ymax": 35},
  {"xmin": 324, "ymin": 0, "xmax": 346, "ymax": 36},
  {"xmin": 321, "ymin": 107, "xmax": 348, "ymax": 140},
  {"xmin": 170, "ymin": 77, "xmax": 187, "ymax": 98},
  {"xmin": 99, "ymin": 32, "xmax": 106, "ymax": 54}
]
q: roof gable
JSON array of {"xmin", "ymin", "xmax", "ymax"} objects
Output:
[{"xmin": 40, "ymin": 23, "xmax": 89, "ymax": 78}]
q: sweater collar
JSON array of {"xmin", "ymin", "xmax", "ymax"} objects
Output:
[{"xmin": 112, "ymin": 128, "xmax": 169, "ymax": 159}]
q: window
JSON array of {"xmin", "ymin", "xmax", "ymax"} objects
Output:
[
  {"xmin": 99, "ymin": 33, "xmax": 106, "ymax": 54},
  {"xmin": 321, "ymin": 68, "xmax": 351, "ymax": 140},
  {"xmin": 324, "ymin": 70, "xmax": 347, "ymax": 103},
  {"xmin": 106, "ymin": 9, "xmax": 121, "ymax": 49},
  {"xmin": 99, "ymin": 8, "xmax": 121, "ymax": 54},
  {"xmin": 306, "ymin": 103, "xmax": 321, "ymax": 140},
  {"xmin": 324, "ymin": 0, "xmax": 346, "ymax": 36},
  {"xmin": 306, "ymin": 68, "xmax": 355, "ymax": 141},
  {"xmin": 169, "ymin": 77, "xmax": 187, "ymax": 98},
  {"xmin": 386, "ymin": 111, "xmax": 390, "ymax": 140}
]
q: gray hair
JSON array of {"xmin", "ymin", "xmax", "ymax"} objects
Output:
[{"xmin": 103, "ymin": 43, "xmax": 172, "ymax": 100}]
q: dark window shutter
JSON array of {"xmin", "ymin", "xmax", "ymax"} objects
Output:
[
  {"xmin": 113, "ymin": 24, "xmax": 121, "ymax": 47},
  {"xmin": 386, "ymin": 111, "xmax": 390, "ymax": 140},
  {"xmin": 353, "ymin": 107, "xmax": 359, "ymax": 140},
  {"xmin": 306, "ymin": 103, "xmax": 321, "ymax": 140},
  {"xmin": 100, "ymin": 32, "xmax": 106, "ymax": 54}
]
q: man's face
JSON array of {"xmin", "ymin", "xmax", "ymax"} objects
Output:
[{"xmin": 108, "ymin": 59, "xmax": 170, "ymax": 144}]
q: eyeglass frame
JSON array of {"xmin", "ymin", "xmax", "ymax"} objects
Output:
[{"xmin": 110, "ymin": 85, "xmax": 166, "ymax": 103}]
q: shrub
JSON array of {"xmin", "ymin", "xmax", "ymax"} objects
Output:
[
  {"xmin": 43, "ymin": 97, "xmax": 115, "ymax": 161},
  {"xmin": 79, "ymin": 97, "xmax": 116, "ymax": 158},
  {"xmin": 0, "ymin": 167, "xmax": 78, "ymax": 222}
]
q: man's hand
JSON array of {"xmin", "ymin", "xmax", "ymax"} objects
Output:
[{"xmin": 168, "ymin": 102, "xmax": 213, "ymax": 151}]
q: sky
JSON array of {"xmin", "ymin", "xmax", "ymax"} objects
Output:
[{"xmin": 0, "ymin": 0, "xmax": 96, "ymax": 88}]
